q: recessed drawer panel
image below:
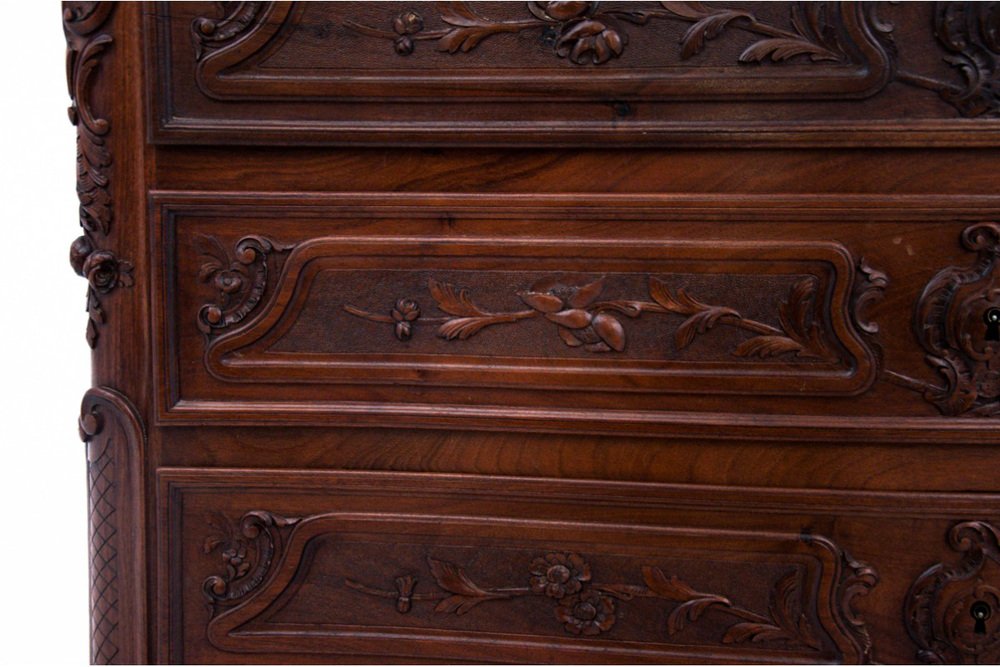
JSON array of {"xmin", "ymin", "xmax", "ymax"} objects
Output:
[
  {"xmin": 159, "ymin": 469, "xmax": 1000, "ymax": 663},
  {"xmin": 147, "ymin": 2, "xmax": 1000, "ymax": 146},
  {"xmin": 153, "ymin": 192, "xmax": 1000, "ymax": 441}
]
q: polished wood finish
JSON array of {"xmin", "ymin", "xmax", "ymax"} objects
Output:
[{"xmin": 66, "ymin": 2, "xmax": 1000, "ymax": 663}]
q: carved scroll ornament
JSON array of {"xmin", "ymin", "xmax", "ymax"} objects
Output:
[
  {"xmin": 905, "ymin": 521, "xmax": 1000, "ymax": 664},
  {"xmin": 64, "ymin": 2, "xmax": 133, "ymax": 348}
]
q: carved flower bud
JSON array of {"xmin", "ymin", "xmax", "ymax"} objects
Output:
[
  {"xmin": 393, "ymin": 11, "xmax": 423, "ymax": 35},
  {"xmin": 539, "ymin": 1, "xmax": 593, "ymax": 21},
  {"xmin": 394, "ymin": 36, "xmax": 414, "ymax": 55},
  {"xmin": 214, "ymin": 270, "xmax": 244, "ymax": 294},
  {"xmin": 392, "ymin": 299, "xmax": 420, "ymax": 322},
  {"xmin": 394, "ymin": 321, "xmax": 412, "ymax": 340},
  {"xmin": 70, "ymin": 235, "xmax": 94, "ymax": 276}
]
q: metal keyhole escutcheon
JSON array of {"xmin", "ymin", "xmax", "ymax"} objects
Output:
[
  {"xmin": 985, "ymin": 308, "xmax": 1000, "ymax": 342},
  {"xmin": 971, "ymin": 600, "xmax": 991, "ymax": 635}
]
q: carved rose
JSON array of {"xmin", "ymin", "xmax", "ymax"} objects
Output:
[
  {"xmin": 529, "ymin": 1, "xmax": 595, "ymax": 22},
  {"xmin": 529, "ymin": 552, "xmax": 591, "ymax": 599},
  {"xmin": 82, "ymin": 249, "xmax": 134, "ymax": 294},
  {"xmin": 519, "ymin": 275, "xmax": 626, "ymax": 352},
  {"xmin": 556, "ymin": 590, "xmax": 616, "ymax": 635}
]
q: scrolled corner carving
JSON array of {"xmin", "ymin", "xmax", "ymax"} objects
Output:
[
  {"xmin": 78, "ymin": 387, "xmax": 147, "ymax": 665},
  {"xmin": 905, "ymin": 521, "xmax": 1000, "ymax": 664},
  {"xmin": 202, "ymin": 510, "xmax": 300, "ymax": 611},
  {"xmin": 64, "ymin": 1, "xmax": 133, "ymax": 348},
  {"xmin": 852, "ymin": 257, "xmax": 889, "ymax": 337},
  {"xmin": 195, "ymin": 235, "xmax": 295, "ymax": 336},
  {"xmin": 910, "ymin": 223, "xmax": 1000, "ymax": 417},
  {"xmin": 931, "ymin": 2, "xmax": 1000, "ymax": 118},
  {"xmin": 191, "ymin": 1, "xmax": 268, "ymax": 61}
]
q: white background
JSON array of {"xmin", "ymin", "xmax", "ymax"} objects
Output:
[{"xmin": 1, "ymin": 3, "xmax": 93, "ymax": 664}]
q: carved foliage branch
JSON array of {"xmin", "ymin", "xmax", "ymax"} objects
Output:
[
  {"xmin": 344, "ymin": 273, "xmax": 839, "ymax": 361},
  {"xmin": 64, "ymin": 2, "xmax": 132, "ymax": 348},
  {"xmin": 343, "ymin": 548, "xmax": 870, "ymax": 652}
]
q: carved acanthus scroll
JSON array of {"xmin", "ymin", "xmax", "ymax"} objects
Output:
[
  {"xmin": 64, "ymin": 2, "xmax": 133, "ymax": 348},
  {"xmin": 905, "ymin": 521, "xmax": 1000, "ymax": 664}
]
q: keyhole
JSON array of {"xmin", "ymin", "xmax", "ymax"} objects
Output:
[
  {"xmin": 985, "ymin": 308, "xmax": 1000, "ymax": 342},
  {"xmin": 971, "ymin": 601, "xmax": 991, "ymax": 635}
]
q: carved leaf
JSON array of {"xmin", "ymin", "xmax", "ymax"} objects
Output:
[
  {"xmin": 778, "ymin": 278, "xmax": 816, "ymax": 341},
  {"xmin": 723, "ymin": 621, "xmax": 791, "ymax": 644},
  {"xmin": 642, "ymin": 566, "xmax": 702, "ymax": 602},
  {"xmin": 428, "ymin": 558, "xmax": 492, "ymax": 598},
  {"xmin": 659, "ymin": 2, "xmax": 713, "ymax": 20},
  {"xmin": 667, "ymin": 596, "xmax": 732, "ymax": 635},
  {"xmin": 592, "ymin": 313, "xmax": 626, "ymax": 351},
  {"xmin": 679, "ymin": 10, "xmax": 752, "ymax": 59},
  {"xmin": 518, "ymin": 291, "xmax": 564, "ymax": 313},
  {"xmin": 546, "ymin": 309, "xmax": 592, "ymax": 329},
  {"xmin": 559, "ymin": 327, "xmax": 585, "ymax": 347},
  {"xmin": 675, "ymin": 306, "xmax": 740, "ymax": 349},
  {"xmin": 437, "ymin": 316, "xmax": 504, "ymax": 340},
  {"xmin": 428, "ymin": 279, "xmax": 488, "ymax": 317},
  {"xmin": 439, "ymin": 2, "xmax": 488, "ymax": 28},
  {"xmin": 428, "ymin": 558, "xmax": 501, "ymax": 615},
  {"xmin": 739, "ymin": 38, "xmax": 833, "ymax": 63},
  {"xmin": 733, "ymin": 335, "xmax": 803, "ymax": 358},
  {"xmin": 568, "ymin": 277, "xmax": 606, "ymax": 308},
  {"xmin": 649, "ymin": 278, "xmax": 713, "ymax": 316}
]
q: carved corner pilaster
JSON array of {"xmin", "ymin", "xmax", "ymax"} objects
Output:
[
  {"xmin": 79, "ymin": 387, "xmax": 147, "ymax": 665},
  {"xmin": 905, "ymin": 521, "xmax": 1000, "ymax": 664},
  {"xmin": 64, "ymin": 2, "xmax": 133, "ymax": 349}
]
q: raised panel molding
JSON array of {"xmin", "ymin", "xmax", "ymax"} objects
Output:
[
  {"xmin": 150, "ymin": 2, "xmax": 1000, "ymax": 145},
  {"xmin": 198, "ymin": 511, "xmax": 877, "ymax": 663},
  {"xmin": 78, "ymin": 387, "xmax": 147, "ymax": 665}
]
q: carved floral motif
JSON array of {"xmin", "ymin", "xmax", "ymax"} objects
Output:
[
  {"xmin": 905, "ymin": 521, "xmax": 1000, "ymax": 664},
  {"xmin": 344, "ymin": 273, "xmax": 839, "ymax": 361},
  {"xmin": 195, "ymin": 235, "xmax": 294, "ymax": 335},
  {"xmin": 344, "ymin": 1, "xmax": 853, "ymax": 67},
  {"xmin": 64, "ymin": 1, "xmax": 133, "ymax": 348},
  {"xmin": 345, "ymin": 549, "xmax": 840, "ymax": 650},
  {"xmin": 202, "ymin": 510, "xmax": 300, "ymax": 607}
]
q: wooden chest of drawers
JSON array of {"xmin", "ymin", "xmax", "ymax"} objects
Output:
[{"xmin": 66, "ymin": 1, "xmax": 1000, "ymax": 663}]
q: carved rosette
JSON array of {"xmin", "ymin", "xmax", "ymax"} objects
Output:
[
  {"xmin": 64, "ymin": 2, "xmax": 133, "ymax": 348},
  {"xmin": 905, "ymin": 521, "xmax": 1000, "ymax": 664},
  {"xmin": 78, "ymin": 388, "xmax": 146, "ymax": 665}
]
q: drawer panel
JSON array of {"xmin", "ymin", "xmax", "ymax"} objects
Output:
[
  {"xmin": 153, "ymin": 192, "xmax": 1000, "ymax": 441},
  {"xmin": 147, "ymin": 2, "xmax": 1000, "ymax": 146},
  {"xmin": 159, "ymin": 469, "xmax": 1000, "ymax": 663}
]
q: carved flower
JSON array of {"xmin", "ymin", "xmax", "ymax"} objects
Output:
[
  {"xmin": 213, "ymin": 270, "xmax": 244, "ymax": 295},
  {"xmin": 528, "ymin": 1, "xmax": 596, "ymax": 22},
  {"xmin": 391, "ymin": 298, "xmax": 420, "ymax": 340},
  {"xmin": 529, "ymin": 552, "xmax": 591, "ymax": 599},
  {"xmin": 82, "ymin": 250, "xmax": 134, "ymax": 294},
  {"xmin": 554, "ymin": 19, "xmax": 625, "ymax": 64},
  {"xmin": 527, "ymin": 2, "xmax": 625, "ymax": 65},
  {"xmin": 555, "ymin": 590, "xmax": 616, "ymax": 635},
  {"xmin": 519, "ymin": 275, "xmax": 626, "ymax": 352}
]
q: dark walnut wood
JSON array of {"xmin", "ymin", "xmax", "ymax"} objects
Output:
[{"xmin": 68, "ymin": 2, "xmax": 1000, "ymax": 664}]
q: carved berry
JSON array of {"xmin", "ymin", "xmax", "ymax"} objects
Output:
[
  {"xmin": 393, "ymin": 11, "xmax": 423, "ymax": 35},
  {"xmin": 394, "ymin": 36, "xmax": 414, "ymax": 55},
  {"xmin": 70, "ymin": 235, "xmax": 94, "ymax": 276}
]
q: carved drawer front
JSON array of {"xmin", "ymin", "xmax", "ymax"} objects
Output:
[
  {"xmin": 160, "ymin": 470, "xmax": 1000, "ymax": 663},
  {"xmin": 149, "ymin": 2, "xmax": 1000, "ymax": 146},
  {"xmin": 154, "ymin": 193, "xmax": 1000, "ymax": 441}
]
